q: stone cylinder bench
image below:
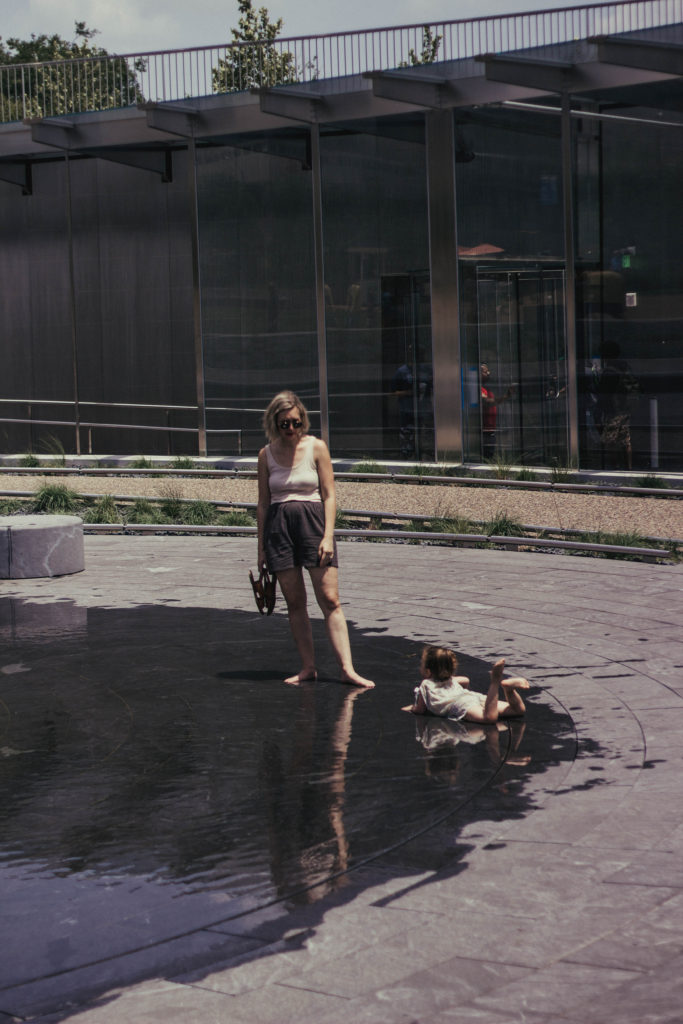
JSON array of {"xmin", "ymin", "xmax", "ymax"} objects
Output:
[{"xmin": 0, "ymin": 515, "xmax": 85, "ymax": 579}]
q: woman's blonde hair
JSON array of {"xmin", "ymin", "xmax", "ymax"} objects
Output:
[
  {"xmin": 263, "ymin": 391, "xmax": 310, "ymax": 442},
  {"xmin": 421, "ymin": 645, "xmax": 458, "ymax": 684}
]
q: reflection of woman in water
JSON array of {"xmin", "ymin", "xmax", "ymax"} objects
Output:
[{"xmin": 260, "ymin": 687, "xmax": 365, "ymax": 903}]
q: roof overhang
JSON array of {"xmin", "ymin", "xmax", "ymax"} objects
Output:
[{"xmin": 2, "ymin": 23, "xmax": 683, "ymax": 168}]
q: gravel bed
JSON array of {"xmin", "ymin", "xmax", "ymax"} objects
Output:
[{"xmin": 2, "ymin": 474, "xmax": 681, "ymax": 540}]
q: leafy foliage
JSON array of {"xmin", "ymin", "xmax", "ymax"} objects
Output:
[
  {"xmin": 212, "ymin": 0, "xmax": 298, "ymax": 93},
  {"xmin": 0, "ymin": 22, "xmax": 143, "ymax": 121},
  {"xmin": 399, "ymin": 26, "xmax": 442, "ymax": 67}
]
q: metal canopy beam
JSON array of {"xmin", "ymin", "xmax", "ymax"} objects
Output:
[
  {"xmin": 0, "ymin": 161, "xmax": 32, "ymax": 194},
  {"xmin": 27, "ymin": 118, "xmax": 77, "ymax": 150},
  {"xmin": 593, "ymin": 35, "xmax": 683, "ymax": 76},
  {"xmin": 254, "ymin": 87, "xmax": 325, "ymax": 123},
  {"xmin": 477, "ymin": 54, "xmax": 578, "ymax": 93},
  {"xmin": 365, "ymin": 69, "xmax": 450, "ymax": 108},
  {"xmin": 90, "ymin": 147, "xmax": 173, "ymax": 181},
  {"xmin": 142, "ymin": 102, "xmax": 200, "ymax": 138}
]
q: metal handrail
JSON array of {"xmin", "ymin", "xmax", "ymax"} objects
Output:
[{"xmin": 1, "ymin": 1, "xmax": 681, "ymax": 122}]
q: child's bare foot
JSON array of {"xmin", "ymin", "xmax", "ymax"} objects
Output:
[
  {"xmin": 340, "ymin": 669, "xmax": 375, "ymax": 689},
  {"xmin": 490, "ymin": 658, "xmax": 505, "ymax": 686},
  {"xmin": 284, "ymin": 669, "xmax": 317, "ymax": 686},
  {"xmin": 501, "ymin": 676, "xmax": 530, "ymax": 691}
]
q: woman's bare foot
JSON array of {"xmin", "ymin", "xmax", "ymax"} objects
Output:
[
  {"xmin": 340, "ymin": 669, "xmax": 375, "ymax": 689},
  {"xmin": 284, "ymin": 669, "xmax": 317, "ymax": 686},
  {"xmin": 490, "ymin": 658, "xmax": 506, "ymax": 686},
  {"xmin": 501, "ymin": 676, "xmax": 531, "ymax": 691}
]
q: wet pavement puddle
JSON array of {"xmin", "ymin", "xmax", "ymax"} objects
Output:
[{"xmin": 0, "ymin": 597, "xmax": 575, "ymax": 991}]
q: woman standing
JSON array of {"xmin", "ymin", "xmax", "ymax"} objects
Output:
[{"xmin": 257, "ymin": 391, "xmax": 374, "ymax": 689}]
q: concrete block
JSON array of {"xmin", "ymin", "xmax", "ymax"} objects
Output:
[{"xmin": 0, "ymin": 515, "xmax": 84, "ymax": 578}]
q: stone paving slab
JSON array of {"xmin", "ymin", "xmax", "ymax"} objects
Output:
[{"xmin": 0, "ymin": 537, "xmax": 681, "ymax": 1023}]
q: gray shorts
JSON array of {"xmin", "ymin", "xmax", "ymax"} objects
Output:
[{"xmin": 264, "ymin": 501, "xmax": 338, "ymax": 573}]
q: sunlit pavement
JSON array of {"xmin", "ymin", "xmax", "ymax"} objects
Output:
[{"xmin": 1, "ymin": 536, "xmax": 682, "ymax": 1024}]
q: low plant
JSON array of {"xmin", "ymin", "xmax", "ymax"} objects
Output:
[
  {"xmin": 157, "ymin": 483, "xmax": 185, "ymax": 520},
  {"xmin": 172, "ymin": 456, "xmax": 195, "ymax": 470},
  {"xmin": 217, "ymin": 510, "xmax": 257, "ymax": 527},
  {"xmin": 430, "ymin": 515, "xmax": 473, "ymax": 535},
  {"xmin": 486, "ymin": 451, "xmax": 514, "ymax": 480},
  {"xmin": 131, "ymin": 456, "xmax": 154, "ymax": 470},
  {"xmin": 335, "ymin": 510, "xmax": 352, "ymax": 529},
  {"xmin": 485, "ymin": 510, "xmax": 525, "ymax": 537},
  {"xmin": 352, "ymin": 459, "xmax": 387, "ymax": 474},
  {"xmin": 38, "ymin": 433, "xmax": 66, "ymax": 466},
  {"xmin": 0, "ymin": 498, "xmax": 26, "ymax": 515},
  {"xmin": 550, "ymin": 458, "xmax": 576, "ymax": 483},
  {"xmin": 126, "ymin": 498, "xmax": 164, "ymax": 525},
  {"xmin": 633, "ymin": 474, "xmax": 668, "ymax": 490},
  {"xmin": 19, "ymin": 452, "xmax": 41, "ymax": 467},
  {"xmin": 84, "ymin": 495, "xmax": 121, "ymax": 524},
  {"xmin": 403, "ymin": 463, "xmax": 444, "ymax": 477},
  {"xmin": 572, "ymin": 528, "xmax": 650, "ymax": 560},
  {"xmin": 32, "ymin": 482, "xmax": 80, "ymax": 514},
  {"xmin": 181, "ymin": 500, "xmax": 216, "ymax": 526},
  {"xmin": 515, "ymin": 468, "xmax": 539, "ymax": 482}
]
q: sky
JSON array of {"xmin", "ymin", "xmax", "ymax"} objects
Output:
[{"xmin": 2, "ymin": 0, "xmax": 590, "ymax": 56}]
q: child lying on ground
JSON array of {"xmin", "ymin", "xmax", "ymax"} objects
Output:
[{"xmin": 402, "ymin": 645, "xmax": 530, "ymax": 723}]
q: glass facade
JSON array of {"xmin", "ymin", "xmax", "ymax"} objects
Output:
[
  {"xmin": 576, "ymin": 107, "xmax": 683, "ymax": 471},
  {"xmin": 456, "ymin": 109, "xmax": 567, "ymax": 467},
  {"xmin": 320, "ymin": 117, "xmax": 432, "ymax": 459},
  {"xmin": 197, "ymin": 132, "xmax": 318, "ymax": 452},
  {"xmin": 3, "ymin": 21, "xmax": 683, "ymax": 473}
]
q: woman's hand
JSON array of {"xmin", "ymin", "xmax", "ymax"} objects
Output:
[{"xmin": 318, "ymin": 536, "xmax": 335, "ymax": 565}]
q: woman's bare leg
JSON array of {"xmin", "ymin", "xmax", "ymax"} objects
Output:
[
  {"xmin": 276, "ymin": 567, "xmax": 317, "ymax": 684},
  {"xmin": 309, "ymin": 567, "xmax": 374, "ymax": 688}
]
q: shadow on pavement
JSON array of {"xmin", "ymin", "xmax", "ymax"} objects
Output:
[{"xmin": 0, "ymin": 597, "xmax": 598, "ymax": 1020}]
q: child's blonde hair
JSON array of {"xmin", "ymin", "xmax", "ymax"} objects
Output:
[{"xmin": 421, "ymin": 645, "xmax": 457, "ymax": 684}]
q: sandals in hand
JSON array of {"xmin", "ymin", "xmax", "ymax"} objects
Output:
[{"xmin": 249, "ymin": 567, "xmax": 276, "ymax": 615}]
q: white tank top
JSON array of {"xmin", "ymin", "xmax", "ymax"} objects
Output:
[{"xmin": 266, "ymin": 436, "xmax": 322, "ymax": 504}]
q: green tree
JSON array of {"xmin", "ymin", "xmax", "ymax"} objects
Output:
[
  {"xmin": 212, "ymin": 0, "xmax": 298, "ymax": 93},
  {"xmin": 399, "ymin": 26, "xmax": 443, "ymax": 67},
  {"xmin": 0, "ymin": 21, "xmax": 142, "ymax": 122}
]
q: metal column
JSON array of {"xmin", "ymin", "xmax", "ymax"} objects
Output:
[
  {"xmin": 187, "ymin": 139, "xmax": 207, "ymax": 457},
  {"xmin": 64, "ymin": 152, "xmax": 81, "ymax": 455},
  {"xmin": 561, "ymin": 94, "xmax": 579, "ymax": 466},
  {"xmin": 310, "ymin": 124, "xmax": 330, "ymax": 446},
  {"xmin": 426, "ymin": 110, "xmax": 462, "ymax": 462}
]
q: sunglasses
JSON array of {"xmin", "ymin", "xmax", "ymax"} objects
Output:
[{"xmin": 278, "ymin": 418, "xmax": 303, "ymax": 430}]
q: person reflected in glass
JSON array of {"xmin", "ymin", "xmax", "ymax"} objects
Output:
[
  {"xmin": 402, "ymin": 645, "xmax": 529, "ymax": 723},
  {"xmin": 480, "ymin": 363, "xmax": 512, "ymax": 460},
  {"xmin": 257, "ymin": 390, "xmax": 374, "ymax": 688},
  {"xmin": 595, "ymin": 340, "xmax": 640, "ymax": 470}
]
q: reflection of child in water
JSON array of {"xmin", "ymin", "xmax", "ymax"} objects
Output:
[{"xmin": 402, "ymin": 646, "xmax": 530, "ymax": 723}]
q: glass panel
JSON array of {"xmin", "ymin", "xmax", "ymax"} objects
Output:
[
  {"xmin": 320, "ymin": 117, "xmax": 432, "ymax": 460},
  {"xmin": 456, "ymin": 110, "xmax": 567, "ymax": 467},
  {"xmin": 196, "ymin": 132, "xmax": 318, "ymax": 454},
  {"xmin": 576, "ymin": 111, "xmax": 683, "ymax": 472}
]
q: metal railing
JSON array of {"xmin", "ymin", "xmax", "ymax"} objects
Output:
[
  {"xmin": 1, "ymin": 1, "xmax": 682, "ymax": 123},
  {"xmin": 0, "ymin": 398, "xmax": 243, "ymax": 455}
]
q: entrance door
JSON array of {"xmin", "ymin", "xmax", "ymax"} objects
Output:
[{"xmin": 475, "ymin": 266, "xmax": 567, "ymax": 466}]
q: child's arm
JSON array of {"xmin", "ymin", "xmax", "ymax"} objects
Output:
[
  {"xmin": 455, "ymin": 675, "xmax": 471, "ymax": 688},
  {"xmin": 402, "ymin": 691, "xmax": 429, "ymax": 714}
]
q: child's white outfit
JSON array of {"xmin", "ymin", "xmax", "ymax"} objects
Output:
[{"xmin": 415, "ymin": 676, "xmax": 487, "ymax": 721}]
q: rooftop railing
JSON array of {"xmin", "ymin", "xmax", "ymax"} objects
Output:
[{"xmin": 1, "ymin": 0, "xmax": 682, "ymax": 123}]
